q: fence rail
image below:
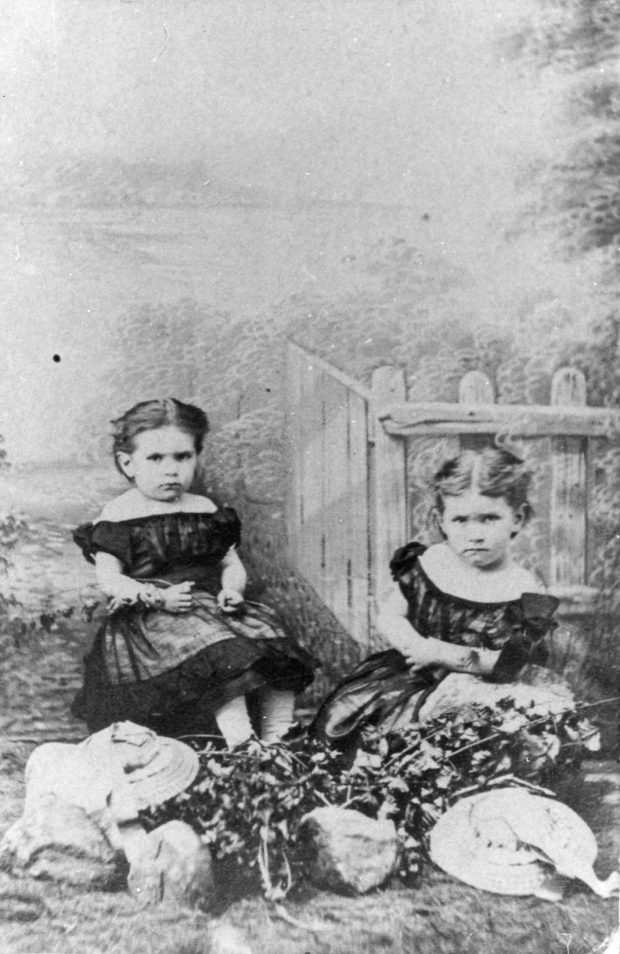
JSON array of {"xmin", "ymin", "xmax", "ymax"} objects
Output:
[{"xmin": 286, "ymin": 340, "xmax": 620, "ymax": 650}]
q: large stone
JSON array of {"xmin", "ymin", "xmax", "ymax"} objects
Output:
[
  {"xmin": 0, "ymin": 793, "xmax": 121, "ymax": 887},
  {"xmin": 24, "ymin": 739, "xmax": 138, "ymax": 838},
  {"xmin": 298, "ymin": 807, "xmax": 398, "ymax": 894},
  {"xmin": 127, "ymin": 820, "xmax": 217, "ymax": 910}
]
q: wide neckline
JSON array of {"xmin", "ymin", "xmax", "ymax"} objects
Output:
[
  {"xmin": 90, "ymin": 509, "xmax": 227, "ymax": 527},
  {"xmin": 414, "ymin": 550, "xmax": 523, "ymax": 609}
]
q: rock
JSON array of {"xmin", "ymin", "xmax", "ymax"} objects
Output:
[
  {"xmin": 0, "ymin": 793, "xmax": 121, "ymax": 887},
  {"xmin": 210, "ymin": 922, "xmax": 254, "ymax": 954},
  {"xmin": 298, "ymin": 807, "xmax": 398, "ymax": 894},
  {"xmin": 127, "ymin": 820, "xmax": 217, "ymax": 910}
]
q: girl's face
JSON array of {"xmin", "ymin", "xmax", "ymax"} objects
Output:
[
  {"xmin": 117, "ymin": 426, "xmax": 198, "ymax": 501},
  {"xmin": 439, "ymin": 488, "xmax": 524, "ymax": 571}
]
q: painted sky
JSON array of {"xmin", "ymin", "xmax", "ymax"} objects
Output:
[
  {"xmin": 0, "ymin": 0, "xmax": 591, "ymax": 462},
  {"xmin": 4, "ymin": 0, "xmax": 549, "ymax": 208}
]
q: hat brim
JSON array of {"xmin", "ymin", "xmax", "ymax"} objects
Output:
[
  {"xmin": 429, "ymin": 790, "xmax": 597, "ymax": 896},
  {"xmin": 128, "ymin": 738, "xmax": 199, "ymax": 810}
]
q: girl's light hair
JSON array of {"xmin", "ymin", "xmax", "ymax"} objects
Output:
[
  {"xmin": 111, "ymin": 398, "xmax": 209, "ymax": 478},
  {"xmin": 432, "ymin": 447, "xmax": 533, "ymax": 522}
]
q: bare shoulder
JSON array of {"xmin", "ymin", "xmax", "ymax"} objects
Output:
[
  {"xmin": 419, "ymin": 542, "xmax": 449, "ymax": 568},
  {"xmin": 96, "ymin": 490, "xmax": 218, "ymax": 522},
  {"xmin": 378, "ymin": 583, "xmax": 409, "ymax": 617},
  {"xmin": 419, "ymin": 542, "xmax": 455, "ymax": 579},
  {"xmin": 511, "ymin": 563, "xmax": 545, "ymax": 594},
  {"xmin": 96, "ymin": 491, "xmax": 138, "ymax": 523},
  {"xmin": 180, "ymin": 493, "xmax": 217, "ymax": 513}
]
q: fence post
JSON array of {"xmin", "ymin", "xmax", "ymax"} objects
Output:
[
  {"xmin": 458, "ymin": 370, "xmax": 495, "ymax": 404},
  {"xmin": 370, "ymin": 366, "xmax": 407, "ymax": 611},
  {"xmin": 550, "ymin": 367, "xmax": 587, "ymax": 590},
  {"xmin": 458, "ymin": 370, "xmax": 496, "ymax": 452}
]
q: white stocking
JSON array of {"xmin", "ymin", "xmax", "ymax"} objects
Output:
[
  {"xmin": 259, "ymin": 688, "xmax": 295, "ymax": 743},
  {"xmin": 214, "ymin": 695, "xmax": 254, "ymax": 748}
]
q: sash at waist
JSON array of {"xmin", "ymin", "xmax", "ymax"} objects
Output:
[{"xmin": 133, "ymin": 563, "xmax": 221, "ymax": 593}]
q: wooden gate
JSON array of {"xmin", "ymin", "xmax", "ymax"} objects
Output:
[
  {"xmin": 286, "ymin": 340, "xmax": 620, "ymax": 651},
  {"xmin": 286, "ymin": 341, "xmax": 376, "ymax": 651}
]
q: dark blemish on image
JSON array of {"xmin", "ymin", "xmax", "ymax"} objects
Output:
[{"xmin": 52, "ymin": 354, "xmax": 61, "ymax": 362}]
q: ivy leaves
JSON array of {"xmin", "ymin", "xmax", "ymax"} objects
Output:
[{"xmin": 141, "ymin": 700, "xmax": 597, "ymax": 898}]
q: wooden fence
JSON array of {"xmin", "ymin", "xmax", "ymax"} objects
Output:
[{"xmin": 285, "ymin": 340, "xmax": 620, "ymax": 652}]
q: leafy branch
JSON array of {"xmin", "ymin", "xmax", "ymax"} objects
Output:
[{"xmin": 141, "ymin": 700, "xmax": 599, "ymax": 898}]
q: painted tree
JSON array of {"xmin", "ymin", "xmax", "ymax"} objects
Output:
[
  {"xmin": 504, "ymin": 0, "xmax": 620, "ymax": 269},
  {"xmin": 502, "ymin": 0, "xmax": 620, "ymax": 694}
]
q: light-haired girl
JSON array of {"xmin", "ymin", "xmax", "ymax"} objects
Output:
[
  {"xmin": 72, "ymin": 398, "xmax": 317, "ymax": 747},
  {"xmin": 313, "ymin": 447, "xmax": 558, "ymax": 745}
]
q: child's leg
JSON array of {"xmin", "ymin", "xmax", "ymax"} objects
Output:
[
  {"xmin": 214, "ymin": 695, "xmax": 254, "ymax": 747},
  {"xmin": 258, "ymin": 688, "xmax": 295, "ymax": 743}
]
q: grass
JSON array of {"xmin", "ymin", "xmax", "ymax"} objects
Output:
[
  {"xmin": 0, "ymin": 742, "xmax": 617, "ymax": 954},
  {"xmin": 0, "ymin": 865, "xmax": 617, "ymax": 954}
]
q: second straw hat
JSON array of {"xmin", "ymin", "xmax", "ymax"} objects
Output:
[
  {"xmin": 80, "ymin": 721, "xmax": 199, "ymax": 810},
  {"xmin": 429, "ymin": 787, "xmax": 601, "ymax": 898}
]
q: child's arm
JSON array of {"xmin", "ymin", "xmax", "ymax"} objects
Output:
[
  {"xmin": 377, "ymin": 585, "xmax": 499, "ymax": 675},
  {"xmin": 217, "ymin": 547, "xmax": 247, "ymax": 614},
  {"xmin": 94, "ymin": 553, "xmax": 194, "ymax": 613}
]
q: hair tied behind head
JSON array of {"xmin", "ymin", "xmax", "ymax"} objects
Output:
[
  {"xmin": 432, "ymin": 446, "xmax": 533, "ymax": 522},
  {"xmin": 110, "ymin": 398, "xmax": 209, "ymax": 479}
]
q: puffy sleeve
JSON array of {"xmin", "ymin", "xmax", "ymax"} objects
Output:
[
  {"xmin": 214, "ymin": 506, "xmax": 242, "ymax": 551},
  {"xmin": 491, "ymin": 592, "xmax": 559, "ymax": 683},
  {"xmin": 389, "ymin": 541, "xmax": 427, "ymax": 581},
  {"xmin": 73, "ymin": 521, "xmax": 132, "ymax": 569}
]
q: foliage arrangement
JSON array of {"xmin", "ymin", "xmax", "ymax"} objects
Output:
[{"xmin": 141, "ymin": 700, "xmax": 599, "ymax": 901}]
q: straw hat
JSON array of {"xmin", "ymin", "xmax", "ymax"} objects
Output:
[
  {"xmin": 429, "ymin": 788, "xmax": 600, "ymax": 898},
  {"xmin": 80, "ymin": 722, "xmax": 199, "ymax": 811}
]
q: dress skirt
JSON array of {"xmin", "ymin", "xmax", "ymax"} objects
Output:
[{"xmin": 72, "ymin": 594, "xmax": 317, "ymax": 738}]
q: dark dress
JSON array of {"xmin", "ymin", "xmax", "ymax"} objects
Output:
[
  {"xmin": 312, "ymin": 542, "xmax": 558, "ymax": 746},
  {"xmin": 72, "ymin": 508, "xmax": 317, "ymax": 737}
]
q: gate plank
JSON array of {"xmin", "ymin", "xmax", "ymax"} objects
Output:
[
  {"xmin": 298, "ymin": 356, "xmax": 325, "ymax": 591},
  {"xmin": 371, "ymin": 367, "xmax": 407, "ymax": 609},
  {"xmin": 322, "ymin": 374, "xmax": 351, "ymax": 624},
  {"xmin": 348, "ymin": 390, "xmax": 371, "ymax": 648}
]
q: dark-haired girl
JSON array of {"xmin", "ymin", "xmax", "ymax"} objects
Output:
[
  {"xmin": 72, "ymin": 398, "xmax": 316, "ymax": 747},
  {"xmin": 312, "ymin": 447, "xmax": 559, "ymax": 746}
]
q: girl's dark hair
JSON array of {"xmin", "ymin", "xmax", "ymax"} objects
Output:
[
  {"xmin": 432, "ymin": 447, "xmax": 533, "ymax": 522},
  {"xmin": 111, "ymin": 398, "xmax": 209, "ymax": 477}
]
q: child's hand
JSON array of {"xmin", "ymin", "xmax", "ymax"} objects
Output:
[
  {"xmin": 408, "ymin": 642, "xmax": 498, "ymax": 676},
  {"xmin": 217, "ymin": 588, "xmax": 245, "ymax": 615},
  {"xmin": 406, "ymin": 657, "xmax": 435, "ymax": 674},
  {"xmin": 162, "ymin": 582, "xmax": 195, "ymax": 614},
  {"xmin": 406, "ymin": 653, "xmax": 448, "ymax": 673},
  {"xmin": 405, "ymin": 642, "xmax": 482, "ymax": 674}
]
